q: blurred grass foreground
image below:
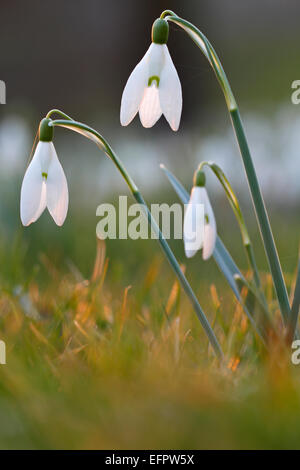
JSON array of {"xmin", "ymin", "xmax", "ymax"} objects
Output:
[{"xmin": 0, "ymin": 228, "xmax": 299, "ymax": 450}]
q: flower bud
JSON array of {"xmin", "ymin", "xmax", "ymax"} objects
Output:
[
  {"xmin": 151, "ymin": 18, "xmax": 169, "ymax": 44},
  {"xmin": 39, "ymin": 118, "xmax": 53, "ymax": 142},
  {"xmin": 193, "ymin": 169, "xmax": 206, "ymax": 187}
]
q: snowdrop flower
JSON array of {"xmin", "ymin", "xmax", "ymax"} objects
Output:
[
  {"xmin": 120, "ymin": 18, "xmax": 182, "ymax": 131},
  {"xmin": 20, "ymin": 118, "xmax": 68, "ymax": 226},
  {"xmin": 184, "ymin": 171, "xmax": 216, "ymax": 260}
]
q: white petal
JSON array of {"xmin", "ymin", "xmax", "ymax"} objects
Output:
[
  {"xmin": 202, "ymin": 189, "xmax": 217, "ymax": 260},
  {"xmin": 148, "ymin": 43, "xmax": 165, "ymax": 77},
  {"xmin": 183, "ymin": 187, "xmax": 205, "ymax": 258},
  {"xmin": 120, "ymin": 46, "xmax": 150, "ymax": 126},
  {"xmin": 139, "ymin": 84, "xmax": 162, "ymax": 128},
  {"xmin": 34, "ymin": 181, "xmax": 47, "ymax": 220},
  {"xmin": 46, "ymin": 143, "xmax": 69, "ymax": 226},
  {"xmin": 159, "ymin": 45, "xmax": 182, "ymax": 131},
  {"xmin": 20, "ymin": 142, "xmax": 47, "ymax": 226}
]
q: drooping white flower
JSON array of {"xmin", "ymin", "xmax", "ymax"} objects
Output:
[
  {"xmin": 184, "ymin": 186, "xmax": 217, "ymax": 260},
  {"xmin": 20, "ymin": 119, "xmax": 68, "ymax": 226},
  {"xmin": 120, "ymin": 19, "xmax": 182, "ymax": 131}
]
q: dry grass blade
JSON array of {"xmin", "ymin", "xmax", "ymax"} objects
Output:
[
  {"xmin": 165, "ymin": 264, "xmax": 185, "ymax": 317},
  {"xmin": 91, "ymin": 239, "xmax": 106, "ymax": 283},
  {"xmin": 118, "ymin": 285, "xmax": 132, "ymax": 341}
]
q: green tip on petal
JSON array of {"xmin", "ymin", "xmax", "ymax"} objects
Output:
[
  {"xmin": 151, "ymin": 18, "xmax": 169, "ymax": 44},
  {"xmin": 193, "ymin": 170, "xmax": 206, "ymax": 187},
  {"xmin": 39, "ymin": 118, "xmax": 53, "ymax": 142},
  {"xmin": 148, "ymin": 75, "xmax": 160, "ymax": 87}
]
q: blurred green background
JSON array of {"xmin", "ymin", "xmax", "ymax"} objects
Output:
[{"xmin": 0, "ymin": 0, "xmax": 299, "ymax": 300}]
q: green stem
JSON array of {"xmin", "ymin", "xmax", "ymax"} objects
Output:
[
  {"xmin": 230, "ymin": 109, "xmax": 290, "ymax": 323},
  {"xmin": 133, "ymin": 191, "xmax": 223, "ymax": 359},
  {"xmin": 165, "ymin": 12, "xmax": 291, "ymax": 324},
  {"xmin": 46, "ymin": 109, "xmax": 73, "ymax": 121},
  {"xmin": 49, "ymin": 118, "xmax": 223, "ymax": 359},
  {"xmin": 160, "ymin": 10, "xmax": 176, "ymax": 19}
]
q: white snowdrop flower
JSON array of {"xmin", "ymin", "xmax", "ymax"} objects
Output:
[
  {"xmin": 20, "ymin": 118, "xmax": 68, "ymax": 227},
  {"xmin": 120, "ymin": 18, "xmax": 182, "ymax": 131},
  {"xmin": 184, "ymin": 171, "xmax": 217, "ymax": 260}
]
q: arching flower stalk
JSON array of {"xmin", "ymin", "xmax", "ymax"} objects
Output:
[
  {"xmin": 160, "ymin": 164, "xmax": 273, "ymax": 346},
  {"xmin": 138, "ymin": 10, "xmax": 291, "ymax": 330},
  {"xmin": 20, "ymin": 110, "xmax": 223, "ymax": 360}
]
